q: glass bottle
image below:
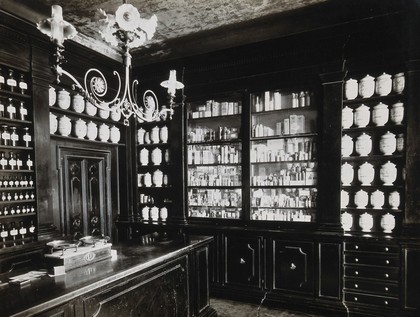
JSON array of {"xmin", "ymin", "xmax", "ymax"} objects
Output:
[
  {"xmin": 6, "ymin": 69, "xmax": 17, "ymax": 92},
  {"xmin": 16, "ymin": 154, "xmax": 23, "ymax": 171},
  {"xmin": 19, "ymin": 74, "xmax": 28, "ymax": 94},
  {"xmin": 28, "ymin": 176, "xmax": 33, "ymax": 187},
  {"xmin": 7, "ymin": 98, "xmax": 16, "ymax": 119},
  {"xmin": 10, "ymin": 127, "xmax": 18, "ymax": 146},
  {"xmin": 1, "ymin": 125, "xmax": 10, "ymax": 146},
  {"xmin": 19, "ymin": 221, "xmax": 27, "ymax": 241},
  {"xmin": 8, "ymin": 152, "xmax": 16, "ymax": 170},
  {"xmin": 0, "ymin": 98, "xmax": 4, "ymax": 117},
  {"xmin": 29, "ymin": 220, "xmax": 35, "ymax": 240},
  {"xmin": 0, "ymin": 152, "xmax": 7, "ymax": 170},
  {"xmin": 0, "ymin": 224, "xmax": 8, "ymax": 246},
  {"xmin": 9, "ymin": 222, "xmax": 18, "ymax": 245},
  {"xmin": 23, "ymin": 127, "xmax": 31, "ymax": 147},
  {"xmin": 0, "ymin": 67, "xmax": 4, "ymax": 89},
  {"xmin": 19, "ymin": 101, "xmax": 28, "ymax": 121},
  {"xmin": 26, "ymin": 154, "xmax": 33, "ymax": 170}
]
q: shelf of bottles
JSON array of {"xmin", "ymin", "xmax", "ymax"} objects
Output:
[
  {"xmin": 48, "ymin": 85, "xmax": 124, "ymax": 145},
  {"xmin": 340, "ymin": 71, "xmax": 406, "ymax": 234},
  {"xmin": 187, "ymin": 98, "xmax": 243, "ymax": 219},
  {"xmin": 137, "ymin": 118, "xmax": 171, "ymax": 223},
  {"xmin": 250, "ymin": 89, "xmax": 317, "ymax": 222},
  {"xmin": 0, "ymin": 64, "xmax": 37, "ymax": 248}
]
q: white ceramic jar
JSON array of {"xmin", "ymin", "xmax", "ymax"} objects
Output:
[
  {"xmin": 342, "ymin": 106, "xmax": 354, "ymax": 129},
  {"xmin": 160, "ymin": 207, "xmax": 168, "ymax": 221},
  {"xmin": 390, "ymin": 101, "xmax": 404, "ymax": 124},
  {"xmin": 372, "ymin": 102, "xmax": 389, "ymax": 126},
  {"xmin": 381, "ymin": 213, "xmax": 395, "ymax": 233},
  {"xmin": 396, "ymin": 133, "xmax": 404, "ymax": 152},
  {"xmin": 86, "ymin": 121, "xmax": 98, "ymax": 141},
  {"xmin": 139, "ymin": 148, "xmax": 149, "ymax": 166},
  {"xmin": 49, "ymin": 113, "xmax": 58, "ymax": 134},
  {"xmin": 72, "ymin": 94, "xmax": 84, "ymax": 113},
  {"xmin": 355, "ymin": 133, "xmax": 372, "ymax": 156},
  {"xmin": 143, "ymin": 172, "xmax": 152, "ymax": 187},
  {"xmin": 341, "ymin": 134, "xmax": 353, "ymax": 157},
  {"xmin": 341, "ymin": 211, "xmax": 353, "ymax": 231},
  {"xmin": 109, "ymin": 125, "xmax": 120, "ymax": 143},
  {"xmin": 98, "ymin": 108, "xmax": 110, "ymax": 119},
  {"xmin": 150, "ymin": 126, "xmax": 160, "ymax": 144},
  {"xmin": 152, "ymin": 169, "xmax": 163, "ymax": 187},
  {"xmin": 160, "ymin": 125, "xmax": 168, "ymax": 143},
  {"xmin": 388, "ymin": 190, "xmax": 400, "ymax": 209},
  {"xmin": 380, "ymin": 161, "xmax": 397, "ymax": 185},
  {"xmin": 137, "ymin": 127, "xmax": 146, "ymax": 145},
  {"xmin": 370, "ymin": 189, "xmax": 385, "ymax": 209},
  {"xmin": 150, "ymin": 206, "xmax": 159, "ymax": 221},
  {"xmin": 58, "ymin": 115, "xmax": 71, "ymax": 136},
  {"xmin": 375, "ymin": 72, "xmax": 392, "ymax": 96},
  {"xmin": 49, "ymin": 86, "xmax": 56, "ymax": 106},
  {"xmin": 359, "ymin": 74, "xmax": 375, "ymax": 98},
  {"xmin": 354, "ymin": 104, "xmax": 370, "ymax": 127},
  {"xmin": 344, "ymin": 78, "xmax": 358, "ymax": 100},
  {"xmin": 111, "ymin": 108, "xmax": 121, "ymax": 121},
  {"xmin": 379, "ymin": 131, "xmax": 396, "ymax": 155},
  {"xmin": 341, "ymin": 190, "xmax": 350, "ymax": 208},
  {"xmin": 151, "ymin": 148, "xmax": 162, "ymax": 165},
  {"xmin": 392, "ymin": 72, "xmax": 405, "ymax": 94},
  {"xmin": 341, "ymin": 162, "xmax": 354, "ymax": 186},
  {"xmin": 57, "ymin": 89, "xmax": 71, "ymax": 109},
  {"xmin": 85, "ymin": 100, "xmax": 97, "ymax": 116},
  {"xmin": 144, "ymin": 132, "xmax": 151, "ymax": 144},
  {"xmin": 355, "ymin": 189, "xmax": 369, "ymax": 209},
  {"xmin": 141, "ymin": 206, "xmax": 149, "ymax": 220},
  {"xmin": 73, "ymin": 118, "xmax": 87, "ymax": 139},
  {"xmin": 359, "ymin": 212, "xmax": 374, "ymax": 232},
  {"xmin": 98, "ymin": 123, "xmax": 110, "ymax": 142},
  {"xmin": 358, "ymin": 162, "xmax": 375, "ymax": 185}
]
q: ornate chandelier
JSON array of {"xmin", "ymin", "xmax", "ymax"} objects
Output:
[{"xmin": 37, "ymin": 3, "xmax": 184, "ymax": 126}]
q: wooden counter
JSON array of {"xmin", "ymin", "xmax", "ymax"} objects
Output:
[{"xmin": 0, "ymin": 235, "xmax": 216, "ymax": 317}]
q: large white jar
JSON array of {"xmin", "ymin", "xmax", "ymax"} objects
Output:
[
  {"xmin": 150, "ymin": 206, "xmax": 159, "ymax": 221},
  {"xmin": 392, "ymin": 72, "xmax": 405, "ymax": 94},
  {"xmin": 137, "ymin": 127, "xmax": 146, "ymax": 144},
  {"xmin": 151, "ymin": 148, "xmax": 162, "ymax": 165},
  {"xmin": 143, "ymin": 172, "xmax": 152, "ymax": 187},
  {"xmin": 49, "ymin": 86, "xmax": 56, "ymax": 106},
  {"xmin": 160, "ymin": 125, "xmax": 168, "ymax": 143},
  {"xmin": 58, "ymin": 115, "xmax": 71, "ymax": 136},
  {"xmin": 73, "ymin": 118, "xmax": 87, "ymax": 139},
  {"xmin": 341, "ymin": 134, "xmax": 353, "ymax": 157},
  {"xmin": 150, "ymin": 126, "xmax": 160, "ymax": 144},
  {"xmin": 57, "ymin": 89, "xmax": 71, "ymax": 109},
  {"xmin": 160, "ymin": 207, "xmax": 168, "ymax": 221},
  {"xmin": 86, "ymin": 121, "xmax": 98, "ymax": 141},
  {"xmin": 355, "ymin": 133, "xmax": 372, "ymax": 156},
  {"xmin": 141, "ymin": 206, "xmax": 149, "ymax": 220},
  {"xmin": 72, "ymin": 94, "xmax": 84, "ymax": 113},
  {"xmin": 98, "ymin": 108, "xmax": 110, "ymax": 119},
  {"xmin": 344, "ymin": 78, "xmax": 358, "ymax": 100},
  {"xmin": 359, "ymin": 212, "xmax": 374, "ymax": 232},
  {"xmin": 355, "ymin": 189, "xmax": 369, "ymax": 209},
  {"xmin": 381, "ymin": 213, "xmax": 395, "ymax": 233},
  {"xmin": 358, "ymin": 162, "xmax": 375, "ymax": 186},
  {"xmin": 372, "ymin": 102, "xmax": 389, "ymax": 126},
  {"xmin": 85, "ymin": 100, "xmax": 97, "ymax": 116},
  {"xmin": 396, "ymin": 133, "xmax": 405, "ymax": 152},
  {"xmin": 109, "ymin": 125, "xmax": 120, "ymax": 143},
  {"xmin": 342, "ymin": 106, "xmax": 354, "ymax": 129},
  {"xmin": 341, "ymin": 162, "xmax": 354, "ymax": 186},
  {"xmin": 341, "ymin": 190, "xmax": 350, "ymax": 208},
  {"xmin": 111, "ymin": 108, "xmax": 121, "ymax": 121},
  {"xmin": 375, "ymin": 72, "xmax": 392, "ymax": 96},
  {"xmin": 139, "ymin": 148, "xmax": 149, "ymax": 166},
  {"xmin": 388, "ymin": 190, "xmax": 400, "ymax": 209},
  {"xmin": 152, "ymin": 169, "xmax": 163, "ymax": 187},
  {"xmin": 49, "ymin": 113, "xmax": 58, "ymax": 134},
  {"xmin": 379, "ymin": 131, "xmax": 396, "ymax": 155},
  {"xmin": 380, "ymin": 161, "xmax": 397, "ymax": 185},
  {"xmin": 354, "ymin": 104, "xmax": 370, "ymax": 127},
  {"xmin": 98, "ymin": 123, "xmax": 110, "ymax": 142},
  {"xmin": 358, "ymin": 74, "xmax": 375, "ymax": 98},
  {"xmin": 341, "ymin": 211, "xmax": 353, "ymax": 231},
  {"xmin": 370, "ymin": 189, "xmax": 385, "ymax": 209},
  {"xmin": 390, "ymin": 102, "xmax": 404, "ymax": 124}
]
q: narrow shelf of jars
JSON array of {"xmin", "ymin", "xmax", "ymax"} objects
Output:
[
  {"xmin": 0, "ymin": 213, "xmax": 36, "ymax": 219},
  {"xmin": 187, "ymin": 139, "xmax": 241, "ymax": 146},
  {"xmin": 251, "ymin": 206, "xmax": 317, "ymax": 211},
  {"xmin": 341, "ymin": 155, "xmax": 405, "ymax": 162},
  {"xmin": 137, "ymin": 143, "xmax": 169, "ymax": 148},
  {"xmin": 251, "ymin": 106, "xmax": 317, "ymax": 115},
  {"xmin": 187, "ymin": 163, "xmax": 241, "ymax": 168},
  {"xmin": 250, "ymin": 185, "xmax": 317, "ymax": 188},
  {"xmin": 342, "ymin": 124, "xmax": 405, "ymax": 134},
  {"xmin": 251, "ymin": 159, "xmax": 316, "ymax": 164},
  {"xmin": 50, "ymin": 134, "xmax": 124, "ymax": 146},
  {"xmin": 0, "ymin": 118, "xmax": 32, "ymax": 126},
  {"xmin": 188, "ymin": 206, "xmax": 242, "ymax": 220},
  {"xmin": 0, "ymin": 170, "xmax": 34, "ymax": 174},
  {"xmin": 250, "ymin": 208, "xmax": 315, "ymax": 222},
  {"xmin": 0, "ymin": 187, "xmax": 34, "ymax": 191},
  {"xmin": 341, "ymin": 207, "xmax": 402, "ymax": 213},
  {"xmin": 187, "ymin": 185, "xmax": 241, "ymax": 189},
  {"xmin": 0, "ymin": 146, "xmax": 33, "ymax": 151},
  {"xmin": 342, "ymin": 93, "xmax": 404, "ymax": 105},
  {"xmin": 251, "ymin": 133, "xmax": 317, "ymax": 141},
  {"xmin": 188, "ymin": 113, "xmax": 241, "ymax": 121},
  {"xmin": 0, "ymin": 88, "xmax": 31, "ymax": 99}
]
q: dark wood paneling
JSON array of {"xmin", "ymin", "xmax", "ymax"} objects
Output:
[{"xmin": 318, "ymin": 242, "xmax": 341, "ymax": 299}]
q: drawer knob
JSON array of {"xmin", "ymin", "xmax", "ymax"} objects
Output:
[
  {"xmin": 240, "ymin": 258, "xmax": 246, "ymax": 264},
  {"xmin": 355, "ymin": 258, "xmax": 359, "ymax": 262},
  {"xmin": 355, "ymin": 284, "xmax": 358, "ymax": 288},
  {"xmin": 355, "ymin": 271, "xmax": 359, "ymax": 275},
  {"xmin": 385, "ymin": 287, "xmax": 389, "ymax": 291},
  {"xmin": 386, "ymin": 260, "xmax": 390, "ymax": 264},
  {"xmin": 384, "ymin": 301, "xmax": 389, "ymax": 305},
  {"xmin": 290, "ymin": 263, "xmax": 297, "ymax": 270},
  {"xmin": 355, "ymin": 245, "xmax": 359, "ymax": 250},
  {"xmin": 385, "ymin": 273, "xmax": 389, "ymax": 278},
  {"xmin": 385, "ymin": 247, "xmax": 389, "ymax": 252},
  {"xmin": 354, "ymin": 297, "xmax": 358, "ymax": 301}
]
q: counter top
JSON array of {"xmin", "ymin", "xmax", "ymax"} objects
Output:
[{"xmin": 0, "ymin": 235, "xmax": 213, "ymax": 317}]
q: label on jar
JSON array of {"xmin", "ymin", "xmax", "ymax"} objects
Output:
[
  {"xmin": 19, "ymin": 82, "xmax": 28, "ymax": 90},
  {"xmin": 7, "ymin": 78, "xmax": 17, "ymax": 87}
]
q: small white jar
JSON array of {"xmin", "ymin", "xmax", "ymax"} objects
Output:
[
  {"xmin": 370, "ymin": 189, "xmax": 385, "ymax": 209},
  {"xmin": 111, "ymin": 108, "xmax": 122, "ymax": 121},
  {"xmin": 150, "ymin": 126, "xmax": 160, "ymax": 144},
  {"xmin": 85, "ymin": 100, "xmax": 97, "ymax": 116},
  {"xmin": 380, "ymin": 161, "xmax": 397, "ymax": 185},
  {"xmin": 160, "ymin": 207, "xmax": 168, "ymax": 221},
  {"xmin": 98, "ymin": 108, "xmax": 110, "ymax": 119},
  {"xmin": 342, "ymin": 106, "xmax": 354, "ymax": 129},
  {"xmin": 354, "ymin": 104, "xmax": 370, "ymax": 128},
  {"xmin": 58, "ymin": 115, "xmax": 71, "ymax": 136},
  {"xmin": 375, "ymin": 72, "xmax": 392, "ymax": 96},
  {"xmin": 139, "ymin": 148, "xmax": 149, "ymax": 166},
  {"xmin": 152, "ymin": 169, "xmax": 163, "ymax": 187},
  {"xmin": 160, "ymin": 125, "xmax": 168, "ymax": 143},
  {"xmin": 355, "ymin": 133, "xmax": 372, "ymax": 156},
  {"xmin": 151, "ymin": 148, "xmax": 162, "ymax": 165},
  {"xmin": 341, "ymin": 134, "xmax": 353, "ymax": 157},
  {"xmin": 355, "ymin": 190, "xmax": 369, "ymax": 209},
  {"xmin": 344, "ymin": 78, "xmax": 358, "ymax": 100},
  {"xmin": 390, "ymin": 102, "xmax": 404, "ymax": 125},
  {"xmin": 137, "ymin": 128, "xmax": 146, "ymax": 145},
  {"xmin": 392, "ymin": 72, "xmax": 405, "ymax": 94},
  {"xmin": 359, "ymin": 212, "xmax": 374, "ymax": 232},
  {"xmin": 150, "ymin": 206, "xmax": 159, "ymax": 221},
  {"xmin": 341, "ymin": 211, "xmax": 353, "ymax": 231},
  {"xmin": 57, "ymin": 89, "xmax": 71, "ymax": 109},
  {"xmin": 341, "ymin": 162, "xmax": 354, "ymax": 186},
  {"xmin": 109, "ymin": 125, "xmax": 120, "ymax": 143},
  {"xmin": 49, "ymin": 113, "xmax": 58, "ymax": 134},
  {"xmin": 143, "ymin": 172, "xmax": 152, "ymax": 187},
  {"xmin": 372, "ymin": 102, "xmax": 389, "ymax": 126},
  {"xmin": 358, "ymin": 162, "xmax": 375, "ymax": 186},
  {"xmin": 359, "ymin": 74, "xmax": 375, "ymax": 98},
  {"xmin": 141, "ymin": 206, "xmax": 149, "ymax": 220},
  {"xmin": 341, "ymin": 190, "xmax": 350, "ymax": 208},
  {"xmin": 388, "ymin": 191, "xmax": 400, "ymax": 209},
  {"xmin": 381, "ymin": 213, "xmax": 395, "ymax": 233},
  {"xmin": 73, "ymin": 118, "xmax": 87, "ymax": 139},
  {"xmin": 86, "ymin": 121, "xmax": 98, "ymax": 141},
  {"xmin": 379, "ymin": 131, "xmax": 396, "ymax": 155},
  {"xmin": 98, "ymin": 123, "xmax": 110, "ymax": 142},
  {"xmin": 49, "ymin": 86, "xmax": 56, "ymax": 106},
  {"xmin": 72, "ymin": 94, "xmax": 84, "ymax": 113}
]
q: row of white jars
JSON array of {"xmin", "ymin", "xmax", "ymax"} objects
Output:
[
  {"xmin": 50, "ymin": 113, "xmax": 121, "ymax": 143},
  {"xmin": 341, "ymin": 211, "xmax": 396, "ymax": 233},
  {"xmin": 49, "ymin": 87, "xmax": 122, "ymax": 122},
  {"xmin": 341, "ymin": 161, "xmax": 400, "ymax": 186},
  {"xmin": 341, "ymin": 189, "xmax": 400, "ymax": 210},
  {"xmin": 139, "ymin": 147, "xmax": 170, "ymax": 166},
  {"xmin": 138, "ymin": 170, "xmax": 168, "ymax": 187},
  {"xmin": 342, "ymin": 131, "xmax": 404, "ymax": 157},
  {"xmin": 342, "ymin": 102, "xmax": 404, "ymax": 129},
  {"xmin": 344, "ymin": 72, "xmax": 405, "ymax": 100},
  {"xmin": 141, "ymin": 206, "xmax": 168, "ymax": 221},
  {"xmin": 137, "ymin": 126, "xmax": 168, "ymax": 144}
]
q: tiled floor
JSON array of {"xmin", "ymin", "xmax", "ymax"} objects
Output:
[{"xmin": 210, "ymin": 297, "xmax": 323, "ymax": 317}]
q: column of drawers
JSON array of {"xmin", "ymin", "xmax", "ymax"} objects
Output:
[{"xmin": 343, "ymin": 241, "xmax": 400, "ymax": 313}]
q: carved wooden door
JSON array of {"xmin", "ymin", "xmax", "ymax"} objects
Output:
[{"xmin": 58, "ymin": 147, "xmax": 112, "ymax": 239}]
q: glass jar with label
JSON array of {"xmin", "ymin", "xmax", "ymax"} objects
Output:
[
  {"xmin": 19, "ymin": 102, "xmax": 28, "ymax": 121},
  {"xmin": 359, "ymin": 212, "xmax": 374, "ymax": 232},
  {"xmin": 10, "ymin": 127, "xmax": 18, "ymax": 146},
  {"xmin": 6, "ymin": 69, "xmax": 17, "ymax": 92},
  {"xmin": 390, "ymin": 102, "xmax": 404, "ymax": 125},
  {"xmin": 358, "ymin": 74, "xmax": 375, "ymax": 98},
  {"xmin": 375, "ymin": 72, "xmax": 392, "ymax": 96},
  {"xmin": 342, "ymin": 106, "xmax": 354, "ymax": 129},
  {"xmin": 354, "ymin": 104, "xmax": 370, "ymax": 127},
  {"xmin": 1, "ymin": 125, "xmax": 10, "ymax": 146},
  {"xmin": 379, "ymin": 131, "xmax": 396, "ymax": 155},
  {"xmin": 344, "ymin": 78, "xmax": 358, "ymax": 100},
  {"xmin": 372, "ymin": 102, "xmax": 389, "ymax": 126},
  {"xmin": 7, "ymin": 98, "xmax": 16, "ymax": 120},
  {"xmin": 19, "ymin": 74, "xmax": 28, "ymax": 94},
  {"xmin": 392, "ymin": 72, "xmax": 405, "ymax": 94},
  {"xmin": 23, "ymin": 127, "xmax": 31, "ymax": 147}
]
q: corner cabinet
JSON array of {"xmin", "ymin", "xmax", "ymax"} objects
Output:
[{"xmin": 0, "ymin": 64, "xmax": 37, "ymax": 250}]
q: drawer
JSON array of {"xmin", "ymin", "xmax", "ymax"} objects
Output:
[
  {"xmin": 345, "ymin": 266, "xmax": 399, "ymax": 282},
  {"xmin": 344, "ymin": 242, "xmax": 399, "ymax": 254},
  {"xmin": 345, "ymin": 254, "xmax": 399, "ymax": 267},
  {"xmin": 344, "ymin": 291, "xmax": 399, "ymax": 308},
  {"xmin": 344, "ymin": 279, "xmax": 399, "ymax": 296}
]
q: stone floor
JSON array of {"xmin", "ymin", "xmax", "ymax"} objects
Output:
[{"xmin": 210, "ymin": 297, "xmax": 324, "ymax": 317}]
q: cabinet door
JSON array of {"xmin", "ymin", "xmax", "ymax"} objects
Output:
[
  {"xmin": 224, "ymin": 235, "xmax": 263, "ymax": 289},
  {"xmin": 272, "ymin": 240, "xmax": 314, "ymax": 294}
]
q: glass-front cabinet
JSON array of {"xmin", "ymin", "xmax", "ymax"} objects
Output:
[
  {"xmin": 250, "ymin": 89, "xmax": 318, "ymax": 222},
  {"xmin": 186, "ymin": 97, "xmax": 243, "ymax": 219}
]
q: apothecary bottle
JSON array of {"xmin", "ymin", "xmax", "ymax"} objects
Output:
[
  {"xmin": 72, "ymin": 94, "xmax": 84, "ymax": 113},
  {"xmin": 7, "ymin": 98, "xmax": 16, "ymax": 120},
  {"xmin": 370, "ymin": 189, "xmax": 385, "ymax": 209},
  {"xmin": 355, "ymin": 133, "xmax": 372, "ymax": 156},
  {"xmin": 358, "ymin": 162, "xmax": 375, "ymax": 186},
  {"xmin": 150, "ymin": 126, "xmax": 160, "ymax": 144},
  {"xmin": 139, "ymin": 148, "xmax": 149, "ymax": 166},
  {"xmin": 372, "ymin": 102, "xmax": 389, "ymax": 126},
  {"xmin": 354, "ymin": 104, "xmax": 370, "ymax": 128},
  {"xmin": 341, "ymin": 211, "xmax": 353, "ymax": 231},
  {"xmin": 379, "ymin": 131, "xmax": 396, "ymax": 155},
  {"xmin": 50, "ymin": 113, "xmax": 58, "ymax": 134},
  {"xmin": 86, "ymin": 121, "xmax": 98, "ymax": 140},
  {"xmin": 6, "ymin": 69, "xmax": 17, "ymax": 92},
  {"xmin": 109, "ymin": 125, "xmax": 120, "ymax": 143},
  {"xmin": 392, "ymin": 72, "xmax": 405, "ymax": 94},
  {"xmin": 57, "ymin": 89, "xmax": 71, "ymax": 110},
  {"xmin": 375, "ymin": 72, "xmax": 392, "ymax": 96},
  {"xmin": 49, "ymin": 86, "xmax": 56, "ymax": 106},
  {"xmin": 390, "ymin": 101, "xmax": 404, "ymax": 124},
  {"xmin": 359, "ymin": 212, "xmax": 374, "ymax": 232},
  {"xmin": 388, "ymin": 190, "xmax": 400, "ymax": 209},
  {"xmin": 358, "ymin": 74, "xmax": 375, "ymax": 98},
  {"xmin": 380, "ymin": 161, "xmax": 397, "ymax": 185},
  {"xmin": 58, "ymin": 115, "xmax": 71, "ymax": 136},
  {"xmin": 381, "ymin": 213, "xmax": 395, "ymax": 233},
  {"xmin": 98, "ymin": 123, "xmax": 110, "ymax": 142},
  {"xmin": 137, "ymin": 127, "xmax": 146, "ymax": 144},
  {"xmin": 18, "ymin": 74, "xmax": 28, "ymax": 94},
  {"xmin": 355, "ymin": 189, "xmax": 369, "ymax": 209},
  {"xmin": 341, "ymin": 162, "xmax": 354, "ymax": 185},
  {"xmin": 342, "ymin": 106, "xmax": 353, "ymax": 129},
  {"xmin": 10, "ymin": 127, "xmax": 18, "ymax": 146},
  {"xmin": 341, "ymin": 134, "xmax": 353, "ymax": 157},
  {"xmin": 344, "ymin": 78, "xmax": 358, "ymax": 100},
  {"xmin": 19, "ymin": 102, "xmax": 28, "ymax": 121},
  {"xmin": 74, "ymin": 118, "xmax": 87, "ymax": 139}
]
